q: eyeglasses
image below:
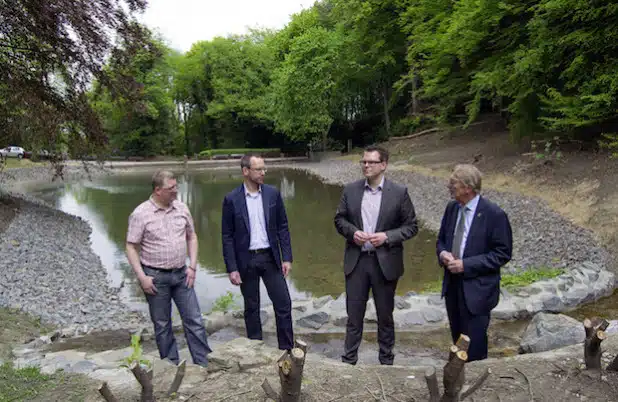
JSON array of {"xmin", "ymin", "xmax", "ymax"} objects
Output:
[{"xmin": 359, "ymin": 160, "xmax": 382, "ymax": 165}]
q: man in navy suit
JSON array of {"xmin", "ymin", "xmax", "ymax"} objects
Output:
[
  {"xmin": 221, "ymin": 153, "xmax": 294, "ymax": 350},
  {"xmin": 437, "ymin": 164, "xmax": 512, "ymax": 361}
]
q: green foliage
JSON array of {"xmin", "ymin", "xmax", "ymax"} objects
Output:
[
  {"xmin": 121, "ymin": 333, "xmax": 151, "ymax": 369},
  {"xmin": 0, "ymin": 363, "xmax": 51, "ymax": 401},
  {"xmin": 211, "ymin": 291, "xmax": 240, "ymax": 313},
  {"xmin": 198, "ymin": 148, "xmax": 281, "ymax": 158},
  {"xmin": 76, "ymin": 0, "xmax": 618, "ymax": 157},
  {"xmin": 501, "ymin": 267, "xmax": 565, "ymax": 289},
  {"xmin": 530, "ymin": 137, "xmax": 563, "ymax": 161}
]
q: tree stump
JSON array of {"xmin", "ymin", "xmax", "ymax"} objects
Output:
[
  {"xmin": 261, "ymin": 339, "xmax": 308, "ymax": 402},
  {"xmin": 423, "ymin": 334, "xmax": 490, "ymax": 402},
  {"xmin": 584, "ymin": 318, "xmax": 609, "ymax": 370}
]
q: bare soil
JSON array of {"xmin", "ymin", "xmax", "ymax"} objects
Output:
[{"xmin": 135, "ymin": 337, "xmax": 618, "ymax": 402}]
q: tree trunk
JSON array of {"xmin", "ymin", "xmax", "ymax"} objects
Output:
[
  {"xmin": 583, "ymin": 318, "xmax": 609, "ymax": 370},
  {"xmin": 130, "ymin": 362, "xmax": 155, "ymax": 402},
  {"xmin": 382, "ymin": 83, "xmax": 391, "ymax": 136}
]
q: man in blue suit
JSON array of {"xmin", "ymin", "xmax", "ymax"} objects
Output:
[
  {"xmin": 437, "ymin": 164, "xmax": 512, "ymax": 361},
  {"xmin": 221, "ymin": 153, "xmax": 294, "ymax": 350}
]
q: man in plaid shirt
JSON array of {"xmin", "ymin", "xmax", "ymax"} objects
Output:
[{"xmin": 126, "ymin": 170, "xmax": 211, "ymax": 366}]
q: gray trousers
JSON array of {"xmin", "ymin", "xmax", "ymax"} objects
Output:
[{"xmin": 143, "ymin": 266, "xmax": 211, "ymax": 366}]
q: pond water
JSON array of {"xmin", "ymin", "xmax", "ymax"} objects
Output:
[{"xmin": 31, "ymin": 168, "xmax": 442, "ymax": 315}]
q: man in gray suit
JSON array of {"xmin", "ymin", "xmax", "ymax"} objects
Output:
[{"xmin": 334, "ymin": 145, "xmax": 418, "ymax": 365}]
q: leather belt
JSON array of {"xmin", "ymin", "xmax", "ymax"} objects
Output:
[
  {"xmin": 142, "ymin": 264, "xmax": 185, "ymax": 272},
  {"xmin": 249, "ymin": 247, "xmax": 271, "ymax": 255},
  {"xmin": 360, "ymin": 249, "xmax": 377, "ymax": 255}
]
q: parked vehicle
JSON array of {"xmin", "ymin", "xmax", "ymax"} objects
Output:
[{"xmin": 0, "ymin": 146, "xmax": 26, "ymax": 159}]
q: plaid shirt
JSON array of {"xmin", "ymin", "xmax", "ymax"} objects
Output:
[{"xmin": 126, "ymin": 197, "xmax": 195, "ymax": 269}]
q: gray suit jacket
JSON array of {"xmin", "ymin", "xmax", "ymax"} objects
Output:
[{"xmin": 334, "ymin": 178, "xmax": 418, "ymax": 281}]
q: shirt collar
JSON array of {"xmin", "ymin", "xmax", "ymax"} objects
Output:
[
  {"xmin": 462, "ymin": 194, "xmax": 480, "ymax": 212},
  {"xmin": 364, "ymin": 176, "xmax": 385, "ymax": 191},
  {"xmin": 149, "ymin": 196, "xmax": 176, "ymax": 211},
  {"xmin": 244, "ymin": 183, "xmax": 262, "ymax": 196}
]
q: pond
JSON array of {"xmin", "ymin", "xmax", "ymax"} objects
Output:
[{"xmin": 31, "ymin": 168, "xmax": 442, "ymax": 315}]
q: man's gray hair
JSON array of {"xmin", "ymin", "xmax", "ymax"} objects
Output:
[
  {"xmin": 451, "ymin": 164, "xmax": 482, "ymax": 193},
  {"xmin": 152, "ymin": 170, "xmax": 175, "ymax": 190}
]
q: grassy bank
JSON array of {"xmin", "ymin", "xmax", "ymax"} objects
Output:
[
  {"xmin": 0, "ymin": 308, "xmax": 98, "ymax": 400},
  {"xmin": 422, "ymin": 267, "xmax": 565, "ymax": 293}
]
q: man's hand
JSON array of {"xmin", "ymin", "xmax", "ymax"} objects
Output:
[
  {"xmin": 353, "ymin": 230, "xmax": 370, "ymax": 246},
  {"xmin": 139, "ymin": 275, "xmax": 157, "ymax": 295},
  {"xmin": 447, "ymin": 259, "xmax": 464, "ymax": 274},
  {"xmin": 185, "ymin": 266, "xmax": 196, "ymax": 288},
  {"xmin": 440, "ymin": 251, "xmax": 455, "ymax": 266},
  {"xmin": 282, "ymin": 261, "xmax": 292, "ymax": 277},
  {"xmin": 369, "ymin": 232, "xmax": 388, "ymax": 247},
  {"xmin": 229, "ymin": 271, "xmax": 242, "ymax": 286}
]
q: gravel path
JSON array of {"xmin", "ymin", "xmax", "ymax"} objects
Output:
[{"xmin": 281, "ymin": 160, "xmax": 612, "ymax": 273}]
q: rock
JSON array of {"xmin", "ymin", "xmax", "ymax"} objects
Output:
[
  {"xmin": 519, "ymin": 312, "xmax": 585, "ymax": 354},
  {"xmin": 394, "ymin": 295, "xmax": 411, "ymax": 310},
  {"xmin": 207, "ymin": 338, "xmax": 280, "ymax": 373},
  {"xmin": 260, "ymin": 310, "xmax": 269, "ymax": 325},
  {"xmin": 313, "ymin": 295, "xmax": 333, "ymax": 309},
  {"xmin": 427, "ymin": 295, "xmax": 443, "ymax": 306},
  {"xmin": 89, "ymin": 368, "xmax": 141, "ymax": 398},
  {"xmin": 297, "ymin": 312, "xmax": 330, "ymax": 329},
  {"xmin": 422, "ymin": 308, "xmax": 445, "ymax": 323},
  {"xmin": 205, "ymin": 311, "xmax": 230, "ymax": 334},
  {"xmin": 292, "ymin": 302, "xmax": 309, "ymax": 313},
  {"xmin": 396, "ymin": 310, "xmax": 425, "ymax": 327}
]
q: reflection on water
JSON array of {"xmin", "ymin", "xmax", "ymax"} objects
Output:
[{"xmin": 31, "ymin": 168, "xmax": 442, "ymax": 314}]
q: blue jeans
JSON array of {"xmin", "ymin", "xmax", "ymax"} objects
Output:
[{"xmin": 143, "ymin": 266, "xmax": 211, "ymax": 366}]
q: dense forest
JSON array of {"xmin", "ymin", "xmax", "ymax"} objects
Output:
[{"xmin": 2, "ymin": 0, "xmax": 618, "ymax": 157}]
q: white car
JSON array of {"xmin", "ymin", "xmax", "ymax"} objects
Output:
[{"xmin": 0, "ymin": 146, "xmax": 26, "ymax": 159}]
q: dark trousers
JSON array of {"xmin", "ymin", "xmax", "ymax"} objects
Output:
[
  {"xmin": 143, "ymin": 266, "xmax": 212, "ymax": 367},
  {"xmin": 444, "ymin": 276, "xmax": 490, "ymax": 362},
  {"xmin": 342, "ymin": 253, "xmax": 398, "ymax": 365},
  {"xmin": 240, "ymin": 250, "xmax": 294, "ymax": 350}
]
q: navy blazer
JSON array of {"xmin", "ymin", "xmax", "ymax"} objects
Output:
[
  {"xmin": 221, "ymin": 184, "xmax": 293, "ymax": 275},
  {"xmin": 436, "ymin": 196, "xmax": 513, "ymax": 315}
]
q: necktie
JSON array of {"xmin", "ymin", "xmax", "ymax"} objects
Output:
[{"xmin": 451, "ymin": 206, "xmax": 467, "ymax": 259}]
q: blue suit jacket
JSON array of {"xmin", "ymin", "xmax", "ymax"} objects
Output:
[
  {"xmin": 221, "ymin": 184, "xmax": 293, "ymax": 275},
  {"xmin": 436, "ymin": 196, "xmax": 513, "ymax": 315}
]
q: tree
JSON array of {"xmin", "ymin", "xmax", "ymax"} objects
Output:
[
  {"xmin": 91, "ymin": 32, "xmax": 180, "ymax": 157},
  {"xmin": 0, "ymin": 0, "xmax": 149, "ymax": 158}
]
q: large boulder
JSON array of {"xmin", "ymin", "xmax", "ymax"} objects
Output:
[{"xmin": 519, "ymin": 312, "xmax": 585, "ymax": 354}]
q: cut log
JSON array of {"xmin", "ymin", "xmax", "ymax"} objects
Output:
[
  {"xmin": 167, "ymin": 359, "xmax": 186, "ymax": 396},
  {"xmin": 441, "ymin": 350, "xmax": 468, "ymax": 402},
  {"xmin": 425, "ymin": 366, "xmax": 440, "ymax": 402},
  {"xmin": 279, "ymin": 348, "xmax": 306, "ymax": 402},
  {"xmin": 130, "ymin": 362, "xmax": 155, "ymax": 402},
  {"xmin": 583, "ymin": 318, "xmax": 609, "ymax": 370},
  {"xmin": 294, "ymin": 339, "xmax": 308, "ymax": 355},
  {"xmin": 447, "ymin": 334, "xmax": 470, "ymax": 395},
  {"xmin": 98, "ymin": 382, "xmax": 118, "ymax": 402}
]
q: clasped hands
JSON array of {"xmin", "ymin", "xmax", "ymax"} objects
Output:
[
  {"xmin": 354, "ymin": 230, "xmax": 388, "ymax": 247},
  {"xmin": 440, "ymin": 251, "xmax": 464, "ymax": 274}
]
